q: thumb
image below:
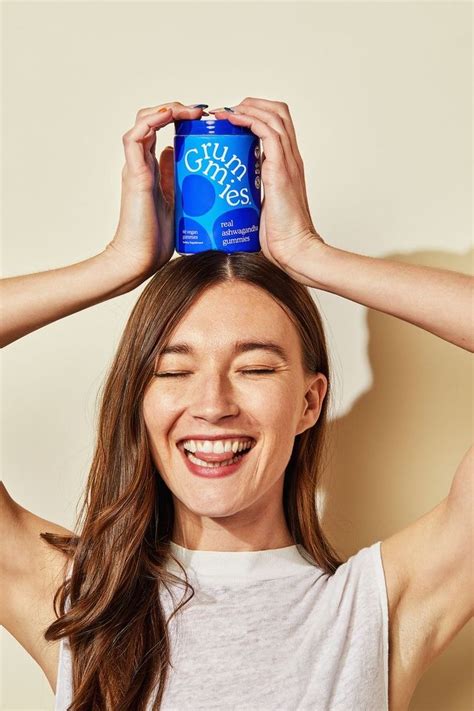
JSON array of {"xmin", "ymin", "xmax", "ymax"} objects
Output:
[{"xmin": 159, "ymin": 146, "xmax": 174, "ymax": 207}]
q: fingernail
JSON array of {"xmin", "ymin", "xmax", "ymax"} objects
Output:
[
  {"xmin": 158, "ymin": 107, "xmax": 169, "ymax": 113},
  {"xmin": 224, "ymin": 107, "xmax": 235, "ymax": 113},
  {"xmin": 192, "ymin": 103, "xmax": 209, "ymax": 108}
]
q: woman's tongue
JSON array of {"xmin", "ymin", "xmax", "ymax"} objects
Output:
[{"xmin": 186, "ymin": 448, "xmax": 244, "ymax": 463}]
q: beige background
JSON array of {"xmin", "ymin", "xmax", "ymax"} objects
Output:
[{"xmin": 1, "ymin": 1, "xmax": 472, "ymax": 709}]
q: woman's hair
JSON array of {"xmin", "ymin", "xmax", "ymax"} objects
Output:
[{"xmin": 40, "ymin": 249, "xmax": 343, "ymax": 710}]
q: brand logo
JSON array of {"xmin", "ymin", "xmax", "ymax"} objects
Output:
[{"xmin": 184, "ymin": 142, "xmax": 251, "ymax": 207}]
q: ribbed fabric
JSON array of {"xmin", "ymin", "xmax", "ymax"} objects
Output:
[{"xmin": 55, "ymin": 540, "xmax": 389, "ymax": 710}]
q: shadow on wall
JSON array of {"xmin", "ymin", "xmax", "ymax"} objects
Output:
[{"xmin": 320, "ymin": 248, "xmax": 473, "ymax": 711}]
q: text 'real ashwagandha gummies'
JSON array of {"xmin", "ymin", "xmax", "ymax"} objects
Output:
[{"xmin": 173, "ymin": 117, "xmax": 261, "ymax": 254}]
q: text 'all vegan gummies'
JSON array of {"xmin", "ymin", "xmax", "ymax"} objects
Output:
[{"xmin": 173, "ymin": 117, "xmax": 262, "ymax": 254}]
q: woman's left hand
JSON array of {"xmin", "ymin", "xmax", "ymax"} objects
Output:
[{"xmin": 209, "ymin": 97, "xmax": 326, "ymax": 279}]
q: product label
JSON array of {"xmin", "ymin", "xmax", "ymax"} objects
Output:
[{"xmin": 174, "ymin": 133, "xmax": 261, "ymax": 253}]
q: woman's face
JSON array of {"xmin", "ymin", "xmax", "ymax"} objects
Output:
[{"xmin": 142, "ymin": 281, "xmax": 327, "ymax": 550}]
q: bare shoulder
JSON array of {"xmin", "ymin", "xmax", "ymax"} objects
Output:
[
  {"xmin": 0, "ymin": 480, "xmax": 74, "ymax": 588},
  {"xmin": 0, "ymin": 481, "xmax": 74, "ymax": 692}
]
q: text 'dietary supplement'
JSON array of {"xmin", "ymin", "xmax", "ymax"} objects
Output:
[{"xmin": 174, "ymin": 117, "xmax": 261, "ymax": 254}]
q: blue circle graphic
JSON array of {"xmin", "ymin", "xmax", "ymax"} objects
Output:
[{"xmin": 181, "ymin": 174, "xmax": 216, "ymax": 216}]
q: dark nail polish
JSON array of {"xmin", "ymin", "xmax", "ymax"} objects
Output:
[
  {"xmin": 192, "ymin": 103, "xmax": 209, "ymax": 108},
  {"xmin": 224, "ymin": 107, "xmax": 235, "ymax": 113}
]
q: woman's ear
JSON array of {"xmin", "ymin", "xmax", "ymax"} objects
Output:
[{"xmin": 296, "ymin": 372, "xmax": 328, "ymax": 436}]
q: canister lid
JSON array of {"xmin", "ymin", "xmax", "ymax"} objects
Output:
[{"xmin": 174, "ymin": 118, "xmax": 254, "ymax": 136}]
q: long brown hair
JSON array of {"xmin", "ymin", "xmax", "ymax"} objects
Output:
[{"xmin": 41, "ymin": 249, "xmax": 343, "ymax": 710}]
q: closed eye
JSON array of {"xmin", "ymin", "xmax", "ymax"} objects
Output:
[
  {"xmin": 154, "ymin": 369, "xmax": 276, "ymax": 378},
  {"xmin": 242, "ymin": 369, "xmax": 276, "ymax": 375},
  {"xmin": 154, "ymin": 372, "xmax": 188, "ymax": 378}
]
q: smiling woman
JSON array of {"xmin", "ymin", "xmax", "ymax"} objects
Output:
[
  {"xmin": 40, "ymin": 248, "xmax": 343, "ymax": 710},
  {"xmin": 2, "ymin": 95, "xmax": 471, "ymax": 711},
  {"xmin": 142, "ymin": 272, "xmax": 329, "ymax": 544}
]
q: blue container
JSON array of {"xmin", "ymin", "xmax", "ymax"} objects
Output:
[{"xmin": 173, "ymin": 117, "xmax": 261, "ymax": 254}]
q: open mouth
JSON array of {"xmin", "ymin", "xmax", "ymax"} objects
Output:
[
  {"xmin": 184, "ymin": 446, "xmax": 252, "ymax": 468},
  {"xmin": 176, "ymin": 440, "xmax": 256, "ymax": 477}
]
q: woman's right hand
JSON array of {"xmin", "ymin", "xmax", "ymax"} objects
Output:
[{"xmin": 105, "ymin": 102, "xmax": 207, "ymax": 280}]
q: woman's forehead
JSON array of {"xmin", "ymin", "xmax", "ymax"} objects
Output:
[
  {"xmin": 155, "ymin": 283, "xmax": 303, "ymax": 363},
  {"xmin": 176, "ymin": 282, "xmax": 294, "ymax": 329}
]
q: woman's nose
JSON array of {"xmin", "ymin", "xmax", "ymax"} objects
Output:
[{"xmin": 187, "ymin": 373, "xmax": 240, "ymax": 420}]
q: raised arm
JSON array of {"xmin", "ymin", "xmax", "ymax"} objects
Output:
[
  {"xmin": 0, "ymin": 252, "xmax": 147, "ymax": 348},
  {"xmin": 286, "ymin": 243, "xmax": 474, "ymax": 353},
  {"xmin": 1, "ymin": 101, "xmax": 207, "ymax": 349},
  {"xmin": 210, "ymin": 99, "xmax": 473, "ymax": 353}
]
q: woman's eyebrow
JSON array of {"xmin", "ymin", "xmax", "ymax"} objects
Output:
[{"xmin": 157, "ymin": 339, "xmax": 289, "ymax": 361}]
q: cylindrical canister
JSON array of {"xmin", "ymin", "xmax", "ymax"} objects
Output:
[{"xmin": 173, "ymin": 117, "xmax": 261, "ymax": 254}]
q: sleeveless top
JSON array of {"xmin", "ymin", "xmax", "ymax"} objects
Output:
[{"xmin": 55, "ymin": 540, "xmax": 389, "ymax": 710}]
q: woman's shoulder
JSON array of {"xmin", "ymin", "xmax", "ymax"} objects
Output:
[
  {"xmin": 0, "ymin": 481, "xmax": 73, "ymax": 693},
  {"xmin": 2, "ymin": 483, "xmax": 73, "ymax": 577}
]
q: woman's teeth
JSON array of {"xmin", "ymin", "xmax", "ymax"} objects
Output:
[{"xmin": 182, "ymin": 439, "xmax": 253, "ymax": 454}]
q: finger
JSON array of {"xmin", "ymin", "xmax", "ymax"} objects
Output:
[
  {"xmin": 123, "ymin": 109, "xmax": 174, "ymax": 175},
  {"xmin": 233, "ymin": 98, "xmax": 313, "ymax": 228},
  {"xmin": 159, "ymin": 146, "xmax": 174, "ymax": 207},
  {"xmin": 122, "ymin": 104, "xmax": 205, "ymax": 176},
  {"xmin": 237, "ymin": 98, "xmax": 304, "ymax": 168},
  {"xmin": 138, "ymin": 102, "xmax": 208, "ymax": 142},
  {"xmin": 213, "ymin": 104, "xmax": 299, "ymax": 179},
  {"xmin": 138, "ymin": 102, "xmax": 207, "ymax": 153},
  {"xmin": 135, "ymin": 101, "xmax": 207, "ymax": 123},
  {"xmin": 208, "ymin": 111, "xmax": 287, "ymax": 178},
  {"xmin": 216, "ymin": 107, "xmax": 316, "ymax": 235}
]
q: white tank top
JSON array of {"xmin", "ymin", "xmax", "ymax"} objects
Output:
[{"xmin": 55, "ymin": 540, "xmax": 389, "ymax": 710}]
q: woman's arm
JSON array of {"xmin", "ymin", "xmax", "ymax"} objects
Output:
[
  {"xmin": 211, "ymin": 99, "xmax": 473, "ymax": 353},
  {"xmin": 0, "ymin": 249, "xmax": 146, "ymax": 348},
  {"xmin": 287, "ymin": 242, "xmax": 474, "ymax": 353},
  {"xmin": 1, "ymin": 101, "xmax": 207, "ymax": 350}
]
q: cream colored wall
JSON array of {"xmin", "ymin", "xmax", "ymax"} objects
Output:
[{"xmin": 1, "ymin": 1, "xmax": 472, "ymax": 709}]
